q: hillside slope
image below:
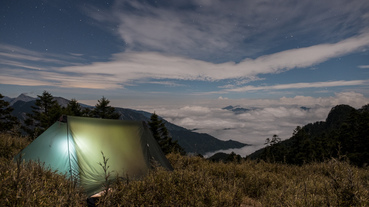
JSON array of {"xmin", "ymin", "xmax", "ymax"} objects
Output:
[{"xmin": 248, "ymin": 104, "xmax": 369, "ymax": 166}]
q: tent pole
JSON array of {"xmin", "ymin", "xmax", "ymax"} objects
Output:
[{"xmin": 66, "ymin": 116, "xmax": 73, "ymax": 179}]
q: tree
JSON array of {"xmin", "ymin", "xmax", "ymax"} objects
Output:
[
  {"xmin": 0, "ymin": 93, "xmax": 19, "ymax": 132},
  {"xmin": 23, "ymin": 91, "xmax": 62, "ymax": 137},
  {"xmin": 148, "ymin": 112, "xmax": 185, "ymax": 155},
  {"xmin": 263, "ymin": 134, "xmax": 281, "ymax": 163},
  {"xmin": 251, "ymin": 103, "xmax": 369, "ymax": 166},
  {"xmin": 265, "ymin": 134, "xmax": 281, "ymax": 146},
  {"xmin": 226, "ymin": 152, "xmax": 242, "ymax": 163},
  {"xmin": 64, "ymin": 99, "xmax": 83, "ymax": 116},
  {"xmin": 81, "ymin": 107, "xmax": 92, "ymax": 117},
  {"xmin": 292, "ymin": 126, "xmax": 302, "ymax": 136},
  {"xmin": 91, "ymin": 97, "xmax": 120, "ymax": 119}
]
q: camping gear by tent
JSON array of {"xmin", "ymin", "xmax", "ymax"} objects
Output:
[{"xmin": 16, "ymin": 116, "xmax": 173, "ymax": 196}]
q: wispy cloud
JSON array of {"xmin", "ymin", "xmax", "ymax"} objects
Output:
[
  {"xmin": 0, "ymin": 76, "xmax": 51, "ymax": 86},
  {"xmin": 52, "ymin": 32, "xmax": 369, "ymax": 89},
  {"xmin": 2, "ymin": 0, "xmax": 369, "ymax": 92},
  {"xmin": 144, "ymin": 81, "xmax": 185, "ymax": 87},
  {"xmin": 358, "ymin": 65, "xmax": 369, "ymax": 69},
  {"xmin": 0, "ymin": 59, "xmax": 44, "ymax": 70},
  {"xmin": 218, "ymin": 96, "xmax": 228, "ymax": 100},
  {"xmin": 2, "ymin": 31, "xmax": 369, "ymax": 90},
  {"xmin": 86, "ymin": 0, "xmax": 369, "ymax": 61},
  {"xmin": 0, "ymin": 44, "xmax": 84, "ymax": 67},
  {"xmin": 225, "ymin": 80, "xmax": 369, "ymax": 92}
]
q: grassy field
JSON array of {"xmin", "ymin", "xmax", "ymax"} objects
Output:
[{"xmin": 1, "ymin": 133, "xmax": 369, "ymax": 206}]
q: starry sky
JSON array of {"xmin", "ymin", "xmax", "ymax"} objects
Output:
[{"xmin": 1, "ymin": 0, "xmax": 369, "ymax": 155}]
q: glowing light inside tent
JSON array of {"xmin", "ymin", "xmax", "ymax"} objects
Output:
[{"xmin": 58, "ymin": 135, "xmax": 70, "ymax": 152}]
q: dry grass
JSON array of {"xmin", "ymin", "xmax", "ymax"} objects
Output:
[
  {"xmin": 1, "ymin": 133, "xmax": 369, "ymax": 206},
  {"xmin": 0, "ymin": 133, "xmax": 86, "ymax": 206},
  {"xmin": 97, "ymin": 154, "xmax": 369, "ymax": 206}
]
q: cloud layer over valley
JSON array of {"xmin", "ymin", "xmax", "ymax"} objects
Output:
[{"xmin": 136, "ymin": 92, "xmax": 369, "ymax": 157}]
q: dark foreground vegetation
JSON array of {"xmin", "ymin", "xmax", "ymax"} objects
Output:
[
  {"xmin": 1, "ymin": 133, "xmax": 369, "ymax": 206},
  {"xmin": 249, "ymin": 104, "xmax": 369, "ymax": 167}
]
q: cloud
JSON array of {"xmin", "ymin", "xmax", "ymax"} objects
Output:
[
  {"xmin": 157, "ymin": 104, "xmax": 331, "ymax": 148},
  {"xmin": 14, "ymin": 31, "xmax": 364, "ymax": 90},
  {"xmin": 143, "ymin": 81, "xmax": 185, "ymax": 87},
  {"xmin": 204, "ymin": 145, "xmax": 265, "ymax": 158},
  {"xmin": 2, "ymin": 0, "xmax": 369, "ymax": 91},
  {"xmin": 143, "ymin": 92, "xmax": 369, "ymax": 157},
  {"xmin": 0, "ymin": 59, "xmax": 44, "ymax": 71},
  {"xmin": 2, "ymin": 32, "xmax": 369, "ymax": 90},
  {"xmin": 358, "ymin": 65, "xmax": 369, "ymax": 69},
  {"xmin": 87, "ymin": 0, "xmax": 369, "ymax": 61},
  {"xmin": 0, "ymin": 76, "xmax": 51, "ymax": 86},
  {"xmin": 225, "ymin": 80, "xmax": 369, "ymax": 92},
  {"xmin": 210, "ymin": 92, "xmax": 369, "ymax": 109},
  {"xmin": 3, "ymin": 0, "xmax": 369, "ymax": 91},
  {"xmin": 0, "ymin": 44, "xmax": 83, "ymax": 66}
]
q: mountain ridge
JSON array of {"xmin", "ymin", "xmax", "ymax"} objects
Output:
[{"xmin": 247, "ymin": 104, "xmax": 369, "ymax": 166}]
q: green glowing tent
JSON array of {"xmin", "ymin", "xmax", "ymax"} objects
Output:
[{"xmin": 16, "ymin": 116, "xmax": 173, "ymax": 196}]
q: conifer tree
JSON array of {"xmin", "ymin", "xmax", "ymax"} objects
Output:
[
  {"xmin": 23, "ymin": 91, "xmax": 62, "ymax": 137},
  {"xmin": 226, "ymin": 152, "xmax": 242, "ymax": 163},
  {"xmin": 0, "ymin": 93, "xmax": 19, "ymax": 132},
  {"xmin": 65, "ymin": 98, "xmax": 83, "ymax": 116},
  {"xmin": 81, "ymin": 107, "xmax": 92, "ymax": 117},
  {"xmin": 148, "ymin": 112, "xmax": 185, "ymax": 155},
  {"xmin": 91, "ymin": 96, "xmax": 120, "ymax": 119}
]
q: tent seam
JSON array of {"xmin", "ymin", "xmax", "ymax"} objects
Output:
[{"xmin": 66, "ymin": 117, "xmax": 73, "ymax": 179}]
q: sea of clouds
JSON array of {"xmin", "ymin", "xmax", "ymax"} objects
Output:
[{"xmin": 133, "ymin": 92, "xmax": 369, "ymax": 157}]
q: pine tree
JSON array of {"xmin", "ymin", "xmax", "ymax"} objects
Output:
[
  {"xmin": 23, "ymin": 91, "xmax": 62, "ymax": 138},
  {"xmin": 0, "ymin": 93, "xmax": 19, "ymax": 132},
  {"xmin": 81, "ymin": 107, "xmax": 92, "ymax": 117},
  {"xmin": 65, "ymin": 98, "xmax": 83, "ymax": 116},
  {"xmin": 148, "ymin": 112, "xmax": 185, "ymax": 155},
  {"xmin": 91, "ymin": 97, "xmax": 120, "ymax": 119}
]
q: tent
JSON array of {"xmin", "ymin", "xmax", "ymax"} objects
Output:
[{"xmin": 16, "ymin": 116, "xmax": 173, "ymax": 196}]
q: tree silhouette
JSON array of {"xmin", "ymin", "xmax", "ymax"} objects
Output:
[
  {"xmin": 250, "ymin": 104, "xmax": 369, "ymax": 167},
  {"xmin": 23, "ymin": 91, "xmax": 62, "ymax": 138},
  {"xmin": 265, "ymin": 134, "xmax": 281, "ymax": 146},
  {"xmin": 91, "ymin": 97, "xmax": 120, "ymax": 119},
  {"xmin": 0, "ymin": 93, "xmax": 19, "ymax": 132},
  {"xmin": 148, "ymin": 112, "xmax": 185, "ymax": 155},
  {"xmin": 64, "ymin": 98, "xmax": 83, "ymax": 116},
  {"xmin": 263, "ymin": 134, "xmax": 282, "ymax": 163}
]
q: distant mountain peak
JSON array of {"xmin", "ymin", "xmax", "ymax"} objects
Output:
[
  {"xmin": 222, "ymin": 105, "xmax": 235, "ymax": 110},
  {"xmin": 222, "ymin": 105, "xmax": 251, "ymax": 114},
  {"xmin": 53, "ymin": 96, "xmax": 71, "ymax": 107},
  {"xmin": 18, "ymin": 93, "xmax": 30, "ymax": 97},
  {"xmin": 222, "ymin": 105, "xmax": 240, "ymax": 110},
  {"xmin": 300, "ymin": 106, "xmax": 311, "ymax": 111},
  {"xmin": 10, "ymin": 93, "xmax": 36, "ymax": 105}
]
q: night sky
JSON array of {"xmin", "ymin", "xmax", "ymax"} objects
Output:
[{"xmin": 1, "ymin": 0, "xmax": 369, "ymax": 155}]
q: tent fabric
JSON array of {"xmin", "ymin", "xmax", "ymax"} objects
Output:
[{"xmin": 16, "ymin": 116, "xmax": 173, "ymax": 196}]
